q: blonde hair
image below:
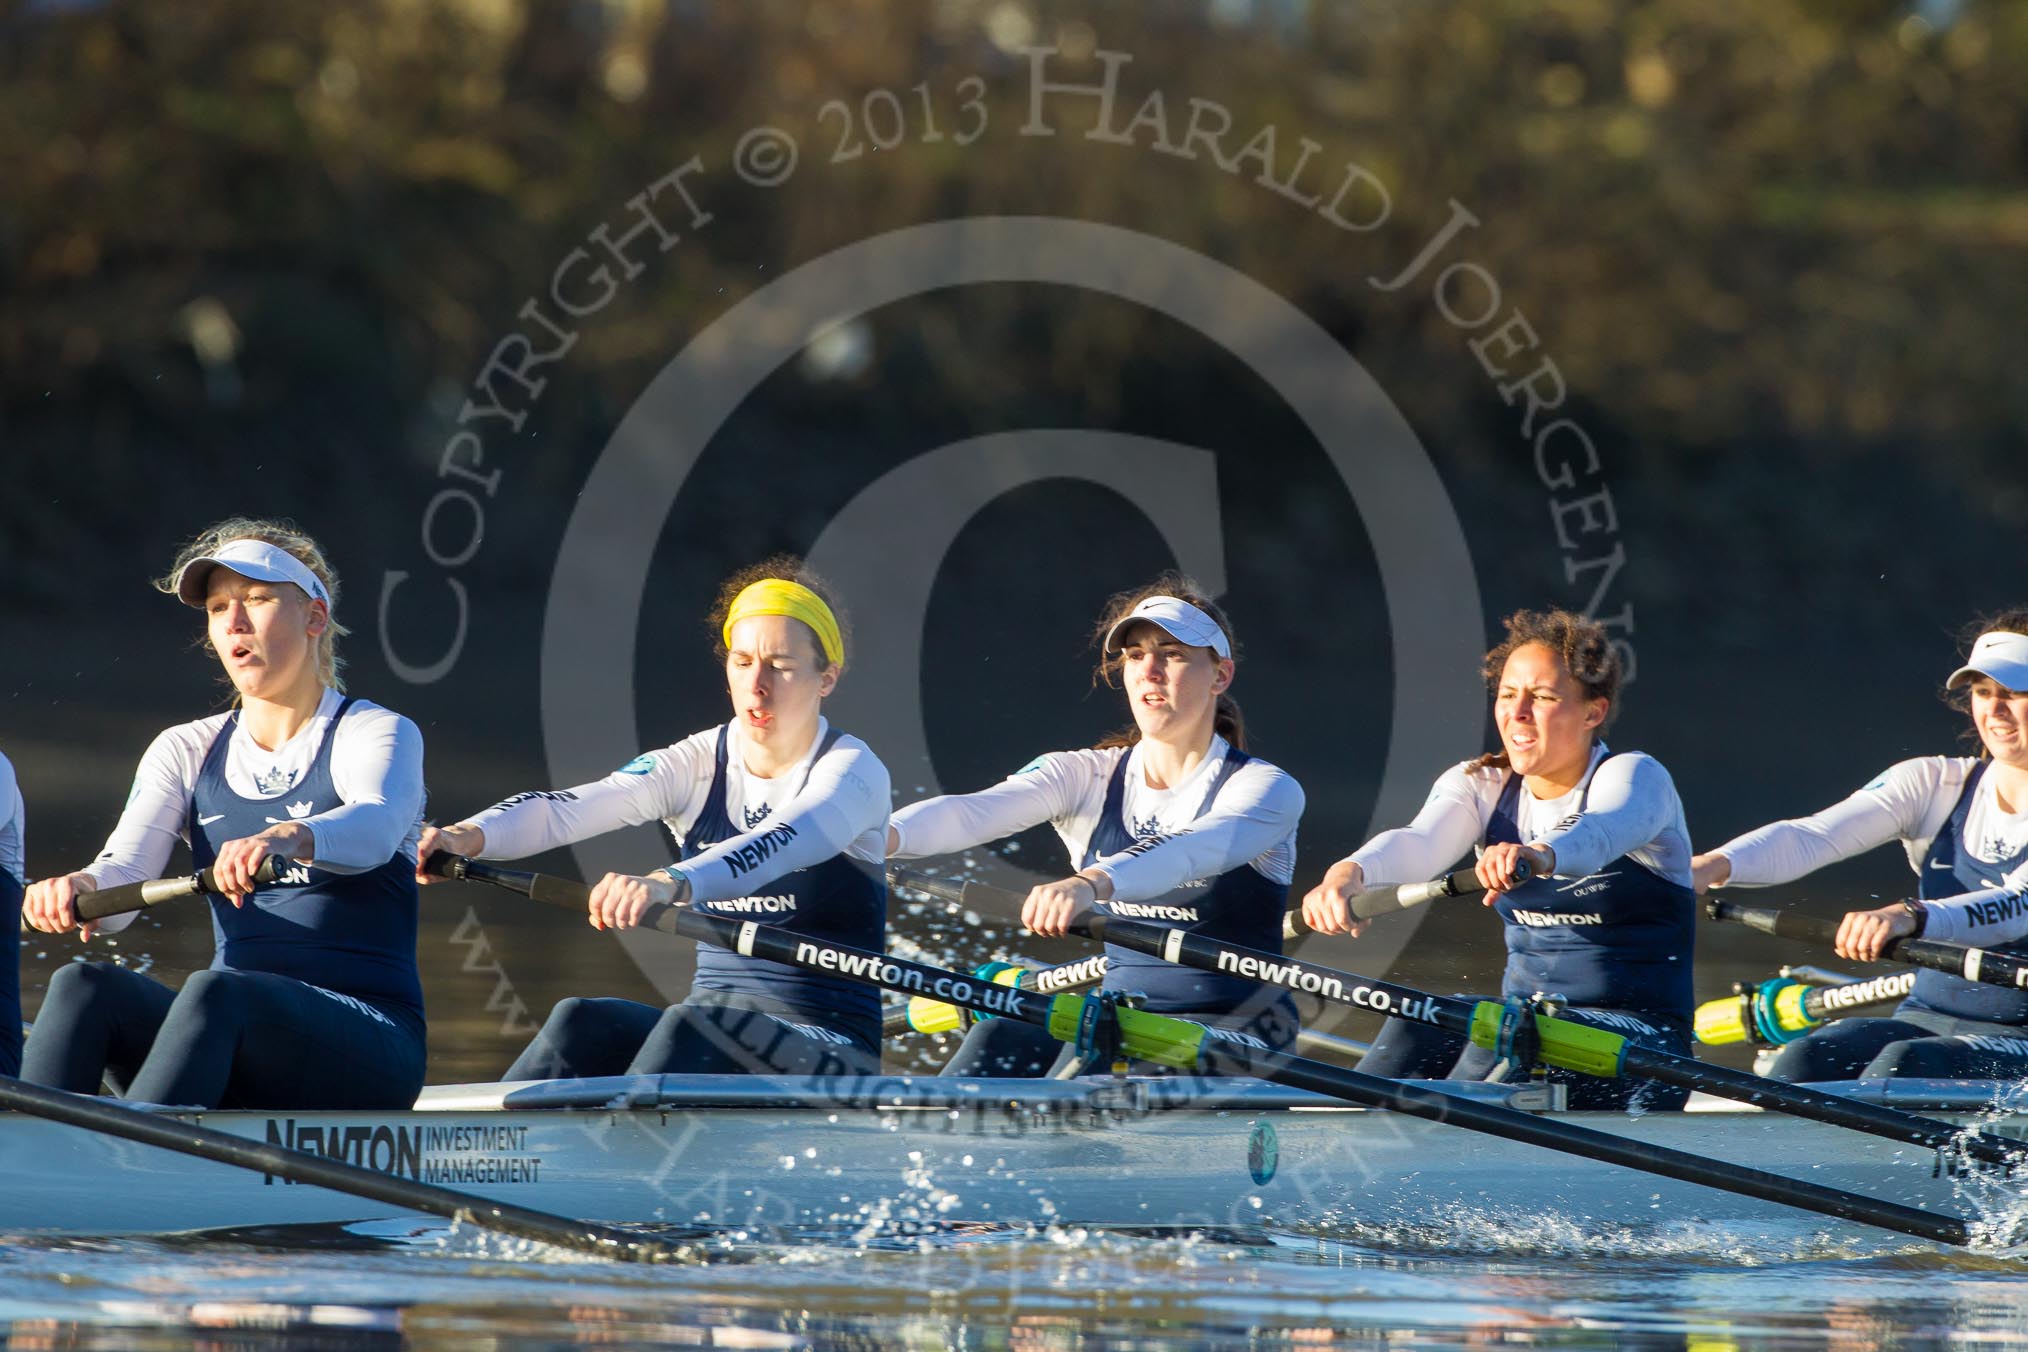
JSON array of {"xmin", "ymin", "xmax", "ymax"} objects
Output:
[{"xmin": 155, "ymin": 518, "xmax": 349, "ymax": 692}]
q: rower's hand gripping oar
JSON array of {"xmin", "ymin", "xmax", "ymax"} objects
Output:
[
  {"xmin": 20, "ymin": 857, "xmax": 285, "ymax": 935},
  {"xmin": 881, "ymin": 869, "xmax": 2028, "ymax": 1171},
  {"xmin": 431, "ymin": 855, "xmax": 1977, "ymax": 1246},
  {"xmin": 1709, "ymin": 898, "xmax": 2028, "ymax": 993}
]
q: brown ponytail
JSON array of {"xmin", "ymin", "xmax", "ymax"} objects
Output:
[
  {"xmin": 1470, "ymin": 608, "xmax": 1622, "ymax": 771},
  {"xmin": 1088, "ymin": 573, "xmax": 1246, "ymax": 751}
]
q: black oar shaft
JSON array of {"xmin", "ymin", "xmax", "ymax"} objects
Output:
[
  {"xmin": 0, "ymin": 1077, "xmax": 686, "ymax": 1262},
  {"xmin": 1082, "ymin": 914, "xmax": 2026, "ymax": 1168},
  {"xmin": 1710, "ymin": 900, "xmax": 2028, "ymax": 992}
]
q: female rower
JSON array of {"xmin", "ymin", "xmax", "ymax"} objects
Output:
[
  {"xmin": 420, "ymin": 558, "xmax": 889, "ymax": 1079},
  {"xmin": 1302, "ymin": 609, "xmax": 1695, "ymax": 1110},
  {"xmin": 0, "ymin": 747, "xmax": 23, "ymax": 1076},
  {"xmin": 887, "ymin": 577, "xmax": 1305, "ymax": 1076},
  {"xmin": 1692, "ymin": 612, "xmax": 2028, "ymax": 1082},
  {"xmin": 21, "ymin": 521, "xmax": 427, "ymax": 1109}
]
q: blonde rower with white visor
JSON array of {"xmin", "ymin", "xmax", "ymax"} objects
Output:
[
  {"xmin": 420, "ymin": 557, "xmax": 890, "ymax": 1079},
  {"xmin": 888, "ymin": 576, "xmax": 1305, "ymax": 1077},
  {"xmin": 1694, "ymin": 612, "xmax": 2028, "ymax": 1082},
  {"xmin": 22, "ymin": 521, "xmax": 428, "ymax": 1109}
]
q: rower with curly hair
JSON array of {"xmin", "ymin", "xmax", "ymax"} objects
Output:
[{"xmin": 1303, "ymin": 608, "xmax": 1696, "ymax": 1110}]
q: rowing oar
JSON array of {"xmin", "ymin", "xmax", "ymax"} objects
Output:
[
  {"xmin": 1709, "ymin": 899, "xmax": 2028, "ymax": 993},
  {"xmin": 1695, "ymin": 971, "xmax": 1918, "ymax": 1048},
  {"xmin": 888, "ymin": 862, "xmax": 1499, "ymax": 944},
  {"xmin": 0, "ymin": 1076, "xmax": 689, "ymax": 1262},
  {"xmin": 427, "ymin": 855, "xmax": 1976, "ymax": 1246},
  {"xmin": 19, "ymin": 858, "xmax": 284, "ymax": 935},
  {"xmin": 889, "ymin": 869, "xmax": 2027, "ymax": 1168}
]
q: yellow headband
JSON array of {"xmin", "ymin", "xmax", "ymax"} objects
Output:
[{"xmin": 722, "ymin": 579, "xmax": 844, "ymax": 667}]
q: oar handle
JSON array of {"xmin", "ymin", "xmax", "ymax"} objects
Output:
[
  {"xmin": 1309, "ymin": 863, "xmax": 1524, "ymax": 935},
  {"xmin": 1707, "ymin": 898, "xmax": 2028, "ymax": 993},
  {"xmin": 422, "ymin": 852, "xmax": 602, "ymax": 910},
  {"xmin": 27, "ymin": 858, "xmax": 287, "ymax": 933}
]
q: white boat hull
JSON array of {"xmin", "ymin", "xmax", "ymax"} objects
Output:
[{"xmin": 8, "ymin": 1077, "xmax": 2022, "ymax": 1249}]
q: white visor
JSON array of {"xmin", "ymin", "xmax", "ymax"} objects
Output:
[
  {"xmin": 1102, "ymin": 595, "xmax": 1231, "ymax": 659},
  {"xmin": 173, "ymin": 538, "xmax": 330, "ymax": 610},
  {"xmin": 1947, "ymin": 631, "xmax": 2028, "ymax": 694}
]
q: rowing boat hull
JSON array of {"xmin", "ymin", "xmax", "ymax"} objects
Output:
[{"xmin": 7, "ymin": 1077, "xmax": 2020, "ymax": 1249}]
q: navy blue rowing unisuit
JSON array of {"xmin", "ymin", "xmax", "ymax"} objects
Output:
[
  {"xmin": 684, "ymin": 724, "xmax": 884, "ymax": 1049},
  {"xmin": 1904, "ymin": 762, "xmax": 2028, "ymax": 1023},
  {"xmin": 190, "ymin": 700, "xmax": 425, "ymax": 1026},
  {"xmin": 1489, "ymin": 757, "xmax": 1696, "ymax": 1022},
  {"xmin": 1086, "ymin": 749, "xmax": 1297, "ymax": 1026}
]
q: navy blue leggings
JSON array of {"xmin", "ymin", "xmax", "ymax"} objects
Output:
[
  {"xmin": 503, "ymin": 993, "xmax": 878, "ymax": 1080},
  {"xmin": 937, "ymin": 997, "xmax": 1301, "ymax": 1078},
  {"xmin": 1766, "ymin": 1008, "xmax": 2028, "ymax": 1081},
  {"xmin": 22, "ymin": 962, "xmax": 426, "ymax": 1109},
  {"xmin": 1359, "ymin": 998, "xmax": 1692, "ymax": 1111}
]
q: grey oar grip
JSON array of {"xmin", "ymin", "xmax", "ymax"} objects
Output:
[{"xmin": 30, "ymin": 857, "xmax": 288, "ymax": 933}]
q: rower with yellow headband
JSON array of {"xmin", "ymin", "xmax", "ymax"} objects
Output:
[{"xmin": 418, "ymin": 556, "xmax": 891, "ymax": 1079}]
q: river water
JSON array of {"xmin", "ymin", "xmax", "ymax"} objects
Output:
[{"xmin": 2, "ymin": 1217, "xmax": 2026, "ymax": 1348}]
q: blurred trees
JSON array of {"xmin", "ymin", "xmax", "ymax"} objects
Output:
[{"xmin": 1, "ymin": 0, "xmax": 2023, "ymax": 605}]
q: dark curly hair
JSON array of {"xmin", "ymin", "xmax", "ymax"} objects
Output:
[{"xmin": 1472, "ymin": 608, "xmax": 1622, "ymax": 770}]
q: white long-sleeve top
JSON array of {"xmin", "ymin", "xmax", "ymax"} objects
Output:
[
  {"xmin": 887, "ymin": 736, "xmax": 1303, "ymax": 899},
  {"xmin": 81, "ymin": 689, "xmax": 426, "ymax": 932},
  {"xmin": 1346, "ymin": 743, "xmax": 1693, "ymax": 889},
  {"xmin": 464, "ymin": 718, "xmax": 889, "ymax": 905},
  {"xmin": 1708, "ymin": 756, "xmax": 2028, "ymax": 945},
  {"xmin": 0, "ymin": 750, "xmax": 23, "ymax": 882}
]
